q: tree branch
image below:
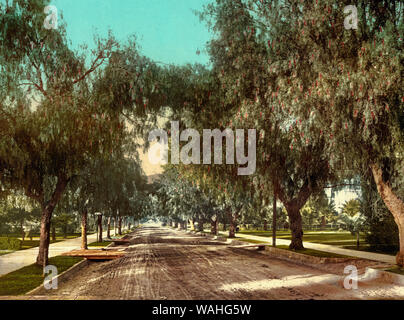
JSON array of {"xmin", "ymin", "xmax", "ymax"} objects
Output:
[
  {"xmin": 73, "ymin": 55, "xmax": 105, "ymax": 84},
  {"xmin": 18, "ymin": 82, "xmax": 47, "ymax": 97}
]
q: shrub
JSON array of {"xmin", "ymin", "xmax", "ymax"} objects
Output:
[
  {"xmin": 365, "ymin": 214, "xmax": 399, "ymax": 253},
  {"xmin": 0, "ymin": 237, "xmax": 22, "ymax": 250}
]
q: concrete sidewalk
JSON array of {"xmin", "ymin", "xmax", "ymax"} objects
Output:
[
  {"xmin": 216, "ymin": 231, "xmax": 396, "ymax": 265},
  {"xmin": 0, "ymin": 229, "xmax": 122, "ymax": 277}
]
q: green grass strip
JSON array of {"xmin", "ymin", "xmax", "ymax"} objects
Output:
[
  {"xmin": 238, "ymin": 238, "xmax": 267, "ymax": 244},
  {"xmin": 275, "ymin": 245, "xmax": 355, "ymax": 259},
  {"xmin": 88, "ymin": 241, "xmax": 112, "ymax": 247},
  {"xmin": 0, "ymin": 256, "xmax": 83, "ymax": 296},
  {"xmin": 237, "ymin": 238, "xmax": 354, "ymax": 259}
]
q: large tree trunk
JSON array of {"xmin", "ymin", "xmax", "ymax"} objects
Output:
[
  {"xmin": 114, "ymin": 216, "xmax": 117, "ymax": 236},
  {"xmin": 37, "ymin": 208, "xmax": 53, "ymax": 267},
  {"xmin": 371, "ymin": 163, "xmax": 404, "ymax": 266},
  {"xmin": 36, "ymin": 175, "xmax": 69, "ymax": 267},
  {"xmin": 227, "ymin": 211, "xmax": 237, "ymax": 239},
  {"xmin": 97, "ymin": 214, "xmax": 103, "ymax": 242},
  {"xmin": 210, "ymin": 217, "xmax": 217, "ymax": 235},
  {"xmin": 118, "ymin": 216, "xmax": 122, "ymax": 235},
  {"xmin": 275, "ymin": 178, "xmax": 312, "ymax": 251},
  {"xmin": 285, "ymin": 203, "xmax": 304, "ymax": 250},
  {"xmin": 273, "ymin": 193, "xmax": 277, "ymax": 247},
  {"xmin": 37, "ymin": 210, "xmax": 54, "ymax": 267},
  {"xmin": 81, "ymin": 209, "xmax": 88, "ymax": 250},
  {"xmin": 107, "ymin": 216, "xmax": 111, "ymax": 239}
]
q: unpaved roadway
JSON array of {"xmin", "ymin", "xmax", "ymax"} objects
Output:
[{"xmin": 37, "ymin": 226, "xmax": 404, "ymax": 300}]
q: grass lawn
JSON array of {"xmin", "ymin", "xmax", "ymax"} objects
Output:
[
  {"xmin": 237, "ymin": 238, "xmax": 355, "ymax": 259},
  {"xmin": 342, "ymin": 245, "xmax": 397, "ymax": 256},
  {"xmin": 238, "ymin": 230, "xmax": 401, "ymax": 256},
  {"xmin": 275, "ymin": 245, "xmax": 355, "ymax": 259},
  {"xmin": 20, "ymin": 239, "xmax": 63, "ymax": 250},
  {"xmin": 239, "ymin": 230, "xmax": 291, "ymax": 237},
  {"xmin": 239, "ymin": 230, "xmax": 367, "ymax": 246},
  {"xmin": 20, "ymin": 235, "xmax": 82, "ymax": 250},
  {"xmin": 237, "ymin": 238, "xmax": 268, "ymax": 244},
  {"xmin": 88, "ymin": 240, "xmax": 112, "ymax": 247},
  {"xmin": 0, "ymin": 233, "xmax": 97, "ymax": 252},
  {"xmin": 0, "ymin": 256, "xmax": 83, "ymax": 296}
]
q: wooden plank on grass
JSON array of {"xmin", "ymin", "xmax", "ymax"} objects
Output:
[{"xmin": 61, "ymin": 249, "xmax": 126, "ymax": 260}]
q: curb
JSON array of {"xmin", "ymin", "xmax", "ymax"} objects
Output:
[
  {"xmin": 26, "ymin": 259, "xmax": 90, "ymax": 296},
  {"xmin": 25, "ymin": 233, "xmax": 126, "ymax": 296},
  {"xmin": 227, "ymin": 239, "xmax": 247, "ymax": 245},
  {"xmin": 106, "ymin": 241, "xmax": 115, "ymax": 248},
  {"xmin": 364, "ymin": 267, "xmax": 404, "ymax": 285},
  {"xmin": 263, "ymin": 246, "xmax": 360, "ymax": 266}
]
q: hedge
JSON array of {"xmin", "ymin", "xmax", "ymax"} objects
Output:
[{"xmin": 0, "ymin": 237, "xmax": 22, "ymax": 250}]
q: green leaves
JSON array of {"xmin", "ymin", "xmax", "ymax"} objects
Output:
[{"xmin": 0, "ymin": 1, "xmax": 126, "ymax": 210}]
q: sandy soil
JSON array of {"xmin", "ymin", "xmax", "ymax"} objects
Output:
[{"xmin": 36, "ymin": 226, "xmax": 404, "ymax": 300}]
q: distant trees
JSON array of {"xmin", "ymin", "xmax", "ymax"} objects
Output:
[
  {"xmin": 341, "ymin": 199, "xmax": 361, "ymax": 217},
  {"xmin": 301, "ymin": 192, "xmax": 338, "ymax": 229},
  {"xmin": 6, "ymin": 207, "xmax": 41, "ymax": 240},
  {"xmin": 52, "ymin": 213, "xmax": 75, "ymax": 239},
  {"xmin": 0, "ymin": 195, "xmax": 41, "ymax": 239},
  {"xmin": 338, "ymin": 213, "xmax": 366, "ymax": 249}
]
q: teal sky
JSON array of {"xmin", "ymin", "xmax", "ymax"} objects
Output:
[{"xmin": 51, "ymin": 0, "xmax": 212, "ymax": 66}]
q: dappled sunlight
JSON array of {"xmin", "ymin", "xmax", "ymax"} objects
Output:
[
  {"xmin": 353, "ymin": 285, "xmax": 404, "ymax": 298},
  {"xmin": 219, "ymin": 273, "xmax": 341, "ymax": 292}
]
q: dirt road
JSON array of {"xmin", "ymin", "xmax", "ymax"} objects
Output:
[{"xmin": 37, "ymin": 226, "xmax": 404, "ymax": 300}]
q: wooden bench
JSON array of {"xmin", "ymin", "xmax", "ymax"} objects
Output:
[{"xmin": 61, "ymin": 249, "xmax": 126, "ymax": 261}]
